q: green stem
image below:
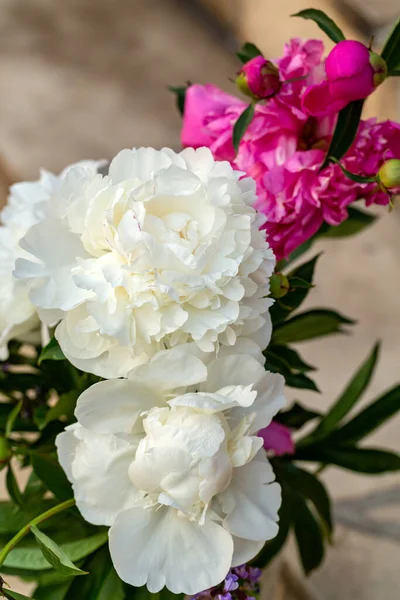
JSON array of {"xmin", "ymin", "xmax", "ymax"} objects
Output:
[{"xmin": 0, "ymin": 498, "xmax": 75, "ymax": 568}]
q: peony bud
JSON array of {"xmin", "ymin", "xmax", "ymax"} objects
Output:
[
  {"xmin": 0, "ymin": 436, "xmax": 11, "ymax": 468},
  {"xmin": 236, "ymin": 56, "xmax": 280, "ymax": 100},
  {"xmin": 369, "ymin": 51, "xmax": 388, "ymax": 87},
  {"xmin": 270, "ymin": 272, "xmax": 290, "ymax": 299},
  {"xmin": 378, "ymin": 159, "xmax": 400, "ymax": 190}
]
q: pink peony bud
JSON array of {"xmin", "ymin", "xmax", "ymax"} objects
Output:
[
  {"xmin": 258, "ymin": 421, "xmax": 295, "ymax": 456},
  {"xmin": 302, "ymin": 40, "xmax": 387, "ymax": 117},
  {"xmin": 378, "ymin": 159, "xmax": 400, "ymax": 191},
  {"xmin": 236, "ymin": 56, "xmax": 281, "ymax": 100}
]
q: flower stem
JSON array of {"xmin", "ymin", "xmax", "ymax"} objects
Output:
[{"xmin": 0, "ymin": 498, "xmax": 75, "ymax": 568}]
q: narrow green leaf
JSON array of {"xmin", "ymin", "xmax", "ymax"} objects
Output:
[
  {"xmin": 292, "ymin": 9, "xmax": 345, "ymax": 43},
  {"xmin": 309, "ymin": 343, "xmax": 379, "ymax": 441},
  {"xmin": 328, "ymin": 384, "xmax": 400, "ymax": 444},
  {"xmin": 31, "ymin": 525, "xmax": 87, "ymax": 577},
  {"xmin": 4, "ymin": 530, "xmax": 108, "ymax": 571},
  {"xmin": 269, "ymin": 346, "xmax": 316, "ymax": 373},
  {"xmin": 0, "ymin": 500, "xmax": 56, "ymax": 535},
  {"xmin": 168, "ymin": 85, "xmax": 188, "ymax": 116},
  {"xmin": 38, "ymin": 338, "xmax": 65, "ymax": 365},
  {"xmin": 296, "ymin": 446, "xmax": 400, "ymax": 473},
  {"xmin": 31, "ymin": 453, "xmax": 73, "ymax": 502},
  {"xmin": 276, "ymin": 402, "xmax": 321, "ymax": 430},
  {"xmin": 272, "ymin": 309, "xmax": 355, "ymax": 345},
  {"xmin": 5, "ymin": 401, "xmax": 23, "ymax": 438},
  {"xmin": 34, "ymin": 581, "xmax": 72, "ymax": 600},
  {"xmin": 320, "ymin": 206, "xmax": 376, "ymax": 238},
  {"xmin": 330, "ymin": 158, "xmax": 377, "ymax": 183},
  {"xmin": 321, "ymin": 100, "xmax": 364, "ymax": 168},
  {"xmin": 236, "ymin": 42, "xmax": 263, "ymax": 63},
  {"xmin": 292, "ymin": 493, "xmax": 325, "ymax": 574},
  {"xmin": 233, "ymin": 104, "xmax": 255, "ymax": 153},
  {"xmin": 6, "ymin": 464, "xmax": 24, "ymax": 507},
  {"xmin": 279, "ymin": 464, "xmax": 333, "ymax": 534},
  {"xmin": 285, "ymin": 372, "xmax": 320, "ymax": 393},
  {"xmin": 41, "ymin": 391, "xmax": 78, "ymax": 430},
  {"xmin": 0, "ymin": 403, "xmax": 36, "ymax": 434},
  {"xmin": 381, "ymin": 17, "xmax": 400, "ymax": 71},
  {"xmin": 2, "ymin": 591, "xmax": 37, "ymax": 600},
  {"xmin": 64, "ymin": 546, "xmax": 124, "ymax": 600}
]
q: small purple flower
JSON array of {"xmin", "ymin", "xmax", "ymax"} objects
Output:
[{"xmin": 190, "ymin": 564, "xmax": 262, "ymax": 600}]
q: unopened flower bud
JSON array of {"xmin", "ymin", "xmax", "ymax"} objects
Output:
[
  {"xmin": 369, "ymin": 51, "xmax": 387, "ymax": 88},
  {"xmin": 378, "ymin": 159, "xmax": 400, "ymax": 190},
  {"xmin": 236, "ymin": 56, "xmax": 280, "ymax": 100},
  {"xmin": 0, "ymin": 436, "xmax": 11, "ymax": 467},
  {"xmin": 270, "ymin": 272, "xmax": 290, "ymax": 299}
]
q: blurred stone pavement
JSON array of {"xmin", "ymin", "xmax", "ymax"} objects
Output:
[{"xmin": 0, "ymin": 0, "xmax": 398, "ymax": 598}]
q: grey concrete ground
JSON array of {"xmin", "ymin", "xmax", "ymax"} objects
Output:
[{"xmin": 0, "ymin": 0, "xmax": 398, "ymax": 598}]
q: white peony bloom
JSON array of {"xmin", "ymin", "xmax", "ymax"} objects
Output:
[
  {"xmin": 15, "ymin": 147, "xmax": 275, "ymax": 378},
  {"xmin": 56, "ymin": 347, "xmax": 285, "ymax": 594},
  {"xmin": 0, "ymin": 163, "xmax": 101, "ymax": 359}
]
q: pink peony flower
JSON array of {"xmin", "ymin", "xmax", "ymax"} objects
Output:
[
  {"xmin": 302, "ymin": 41, "xmax": 387, "ymax": 117},
  {"xmin": 181, "ymin": 39, "xmax": 400, "ymax": 260},
  {"xmin": 236, "ymin": 56, "xmax": 281, "ymax": 100},
  {"xmin": 258, "ymin": 421, "xmax": 295, "ymax": 456}
]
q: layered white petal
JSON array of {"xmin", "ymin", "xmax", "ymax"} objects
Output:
[{"xmin": 109, "ymin": 506, "xmax": 233, "ymax": 594}]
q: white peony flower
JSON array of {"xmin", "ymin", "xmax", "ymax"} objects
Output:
[
  {"xmin": 0, "ymin": 163, "xmax": 101, "ymax": 359},
  {"xmin": 15, "ymin": 147, "xmax": 275, "ymax": 378},
  {"xmin": 56, "ymin": 347, "xmax": 285, "ymax": 594}
]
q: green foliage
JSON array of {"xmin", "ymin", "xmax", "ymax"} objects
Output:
[
  {"xmin": 38, "ymin": 338, "xmax": 65, "ymax": 364},
  {"xmin": 292, "ymin": 492, "xmax": 325, "ymax": 574},
  {"xmin": 322, "ymin": 99, "xmax": 364, "ymax": 168},
  {"xmin": 271, "ymin": 309, "xmax": 354, "ymax": 345},
  {"xmin": 236, "ymin": 42, "xmax": 263, "ymax": 63},
  {"xmin": 296, "ymin": 446, "xmax": 400, "ymax": 473},
  {"xmin": 381, "ymin": 17, "xmax": 400, "ymax": 72},
  {"xmin": 233, "ymin": 103, "xmax": 255, "ymax": 152},
  {"xmin": 265, "ymin": 346, "xmax": 319, "ymax": 392},
  {"xmin": 63, "ymin": 547, "xmax": 125, "ymax": 600},
  {"xmin": 2, "ymin": 590, "xmax": 37, "ymax": 600},
  {"xmin": 30, "ymin": 525, "xmax": 87, "ymax": 577},
  {"xmin": 330, "ymin": 158, "xmax": 377, "ymax": 184},
  {"xmin": 275, "ymin": 402, "xmax": 321, "ymax": 430},
  {"xmin": 168, "ymin": 85, "xmax": 189, "ymax": 116},
  {"xmin": 292, "ymin": 8, "xmax": 345, "ymax": 43},
  {"xmin": 6, "ymin": 464, "xmax": 24, "ymax": 508},
  {"xmin": 31, "ymin": 454, "xmax": 73, "ymax": 502}
]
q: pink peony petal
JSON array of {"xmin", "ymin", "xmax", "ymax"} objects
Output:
[{"xmin": 301, "ymin": 80, "xmax": 348, "ymax": 117}]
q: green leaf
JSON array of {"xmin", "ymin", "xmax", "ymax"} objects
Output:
[
  {"xmin": 389, "ymin": 68, "xmax": 400, "ymax": 76},
  {"xmin": 285, "ymin": 372, "xmax": 320, "ymax": 393},
  {"xmin": 308, "ymin": 343, "xmax": 379, "ymax": 442},
  {"xmin": 233, "ymin": 103, "xmax": 255, "ymax": 153},
  {"xmin": 251, "ymin": 491, "xmax": 291, "ymax": 567},
  {"xmin": 278, "ymin": 463, "xmax": 333, "ymax": 534},
  {"xmin": 0, "ymin": 403, "xmax": 36, "ymax": 434},
  {"xmin": 31, "ymin": 454, "xmax": 73, "ymax": 502},
  {"xmin": 168, "ymin": 85, "xmax": 188, "ymax": 116},
  {"xmin": 4, "ymin": 530, "xmax": 108, "ymax": 571},
  {"xmin": 5, "ymin": 400, "xmax": 23, "ymax": 438},
  {"xmin": 31, "ymin": 525, "xmax": 87, "ymax": 577},
  {"xmin": 328, "ymin": 384, "xmax": 400, "ymax": 444},
  {"xmin": 320, "ymin": 206, "xmax": 377, "ymax": 238},
  {"xmin": 64, "ymin": 546, "xmax": 124, "ymax": 600},
  {"xmin": 321, "ymin": 99, "xmax": 364, "ymax": 168},
  {"xmin": 2, "ymin": 591, "xmax": 37, "ymax": 600},
  {"xmin": 381, "ymin": 17, "xmax": 400, "ymax": 71},
  {"xmin": 292, "ymin": 492, "xmax": 325, "ymax": 574},
  {"xmin": 272, "ymin": 309, "xmax": 354, "ymax": 345},
  {"xmin": 264, "ymin": 348, "xmax": 319, "ymax": 392},
  {"xmin": 41, "ymin": 391, "xmax": 78, "ymax": 430},
  {"xmin": 0, "ymin": 500, "xmax": 56, "ymax": 535},
  {"xmin": 269, "ymin": 346, "xmax": 315, "ymax": 373},
  {"xmin": 292, "ymin": 9, "xmax": 345, "ymax": 43},
  {"xmin": 276, "ymin": 402, "xmax": 321, "ymax": 430},
  {"xmin": 236, "ymin": 42, "xmax": 263, "ymax": 63},
  {"xmin": 296, "ymin": 446, "xmax": 400, "ymax": 473},
  {"xmin": 330, "ymin": 158, "xmax": 377, "ymax": 183},
  {"xmin": 38, "ymin": 338, "xmax": 65, "ymax": 365},
  {"xmin": 6, "ymin": 463, "xmax": 24, "ymax": 507},
  {"xmin": 34, "ymin": 581, "xmax": 72, "ymax": 600}
]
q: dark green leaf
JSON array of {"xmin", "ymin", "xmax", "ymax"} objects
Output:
[
  {"xmin": 330, "ymin": 158, "xmax": 377, "ymax": 183},
  {"xmin": 269, "ymin": 346, "xmax": 316, "ymax": 373},
  {"xmin": 41, "ymin": 391, "xmax": 78, "ymax": 430},
  {"xmin": 389, "ymin": 69, "xmax": 400, "ymax": 76},
  {"xmin": 23, "ymin": 472, "xmax": 48, "ymax": 504},
  {"xmin": 4, "ymin": 530, "xmax": 108, "ymax": 571},
  {"xmin": 168, "ymin": 85, "xmax": 188, "ymax": 116},
  {"xmin": 236, "ymin": 42, "xmax": 263, "ymax": 63},
  {"xmin": 292, "ymin": 9, "xmax": 345, "ymax": 43},
  {"xmin": 31, "ymin": 454, "xmax": 73, "ymax": 502},
  {"xmin": 2, "ymin": 591, "xmax": 37, "ymax": 600},
  {"xmin": 320, "ymin": 206, "xmax": 377, "ymax": 238},
  {"xmin": 38, "ymin": 338, "xmax": 65, "ymax": 364},
  {"xmin": 251, "ymin": 491, "xmax": 291, "ymax": 568},
  {"xmin": 272, "ymin": 309, "xmax": 355, "ymax": 345},
  {"xmin": 278, "ymin": 463, "xmax": 333, "ymax": 534},
  {"xmin": 381, "ymin": 17, "xmax": 400, "ymax": 71},
  {"xmin": 308, "ymin": 343, "xmax": 379, "ymax": 442},
  {"xmin": 233, "ymin": 104, "xmax": 255, "ymax": 152},
  {"xmin": 0, "ymin": 500, "xmax": 56, "ymax": 535},
  {"xmin": 34, "ymin": 581, "xmax": 72, "ymax": 600},
  {"xmin": 65, "ymin": 546, "xmax": 124, "ymax": 600},
  {"xmin": 292, "ymin": 493, "xmax": 325, "ymax": 574},
  {"xmin": 275, "ymin": 402, "xmax": 321, "ymax": 430},
  {"xmin": 5, "ymin": 401, "xmax": 23, "ymax": 437},
  {"xmin": 264, "ymin": 349, "xmax": 319, "ymax": 392},
  {"xmin": 6, "ymin": 463, "xmax": 24, "ymax": 507},
  {"xmin": 328, "ymin": 384, "xmax": 400, "ymax": 444},
  {"xmin": 0, "ymin": 403, "xmax": 37, "ymax": 433},
  {"xmin": 285, "ymin": 372, "xmax": 320, "ymax": 392},
  {"xmin": 321, "ymin": 100, "xmax": 364, "ymax": 168},
  {"xmin": 296, "ymin": 446, "xmax": 400, "ymax": 473},
  {"xmin": 31, "ymin": 525, "xmax": 87, "ymax": 577}
]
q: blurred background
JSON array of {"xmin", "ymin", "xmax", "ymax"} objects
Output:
[{"xmin": 0, "ymin": 0, "xmax": 399, "ymax": 598}]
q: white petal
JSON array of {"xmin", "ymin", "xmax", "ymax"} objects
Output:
[
  {"xmin": 221, "ymin": 454, "xmax": 281, "ymax": 542},
  {"xmin": 75, "ymin": 379, "xmax": 162, "ymax": 434},
  {"xmin": 202, "ymin": 353, "xmax": 265, "ymax": 392},
  {"xmin": 109, "ymin": 507, "xmax": 233, "ymax": 594},
  {"xmin": 231, "ymin": 537, "xmax": 264, "ymax": 567}
]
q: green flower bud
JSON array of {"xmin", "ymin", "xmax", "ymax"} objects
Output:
[
  {"xmin": 378, "ymin": 159, "xmax": 400, "ymax": 190},
  {"xmin": 369, "ymin": 51, "xmax": 387, "ymax": 88},
  {"xmin": 270, "ymin": 273, "xmax": 290, "ymax": 299}
]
